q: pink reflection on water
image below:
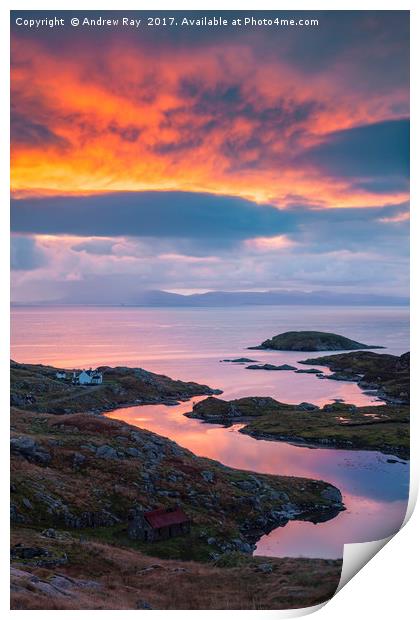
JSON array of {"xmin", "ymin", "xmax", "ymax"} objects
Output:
[
  {"xmin": 256, "ymin": 497, "xmax": 407, "ymax": 558},
  {"xmin": 11, "ymin": 306, "xmax": 409, "ymax": 409},
  {"xmin": 107, "ymin": 399, "xmax": 409, "ymax": 559},
  {"xmin": 12, "ymin": 306, "xmax": 410, "ymax": 559}
]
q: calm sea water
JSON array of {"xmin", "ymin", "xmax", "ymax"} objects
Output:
[{"xmin": 11, "ymin": 305, "xmax": 410, "ymax": 559}]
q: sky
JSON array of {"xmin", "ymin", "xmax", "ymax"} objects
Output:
[{"xmin": 10, "ymin": 10, "xmax": 409, "ymax": 303}]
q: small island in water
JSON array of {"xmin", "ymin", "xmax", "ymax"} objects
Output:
[
  {"xmin": 187, "ymin": 350, "xmax": 410, "ymax": 459},
  {"xmin": 249, "ymin": 330, "xmax": 384, "ymax": 352}
]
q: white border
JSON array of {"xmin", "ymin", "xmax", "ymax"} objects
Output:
[{"xmin": 2, "ymin": 2, "xmax": 417, "ymax": 618}]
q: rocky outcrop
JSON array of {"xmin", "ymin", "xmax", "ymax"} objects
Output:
[
  {"xmin": 11, "ymin": 544, "xmax": 68, "ymax": 567},
  {"xmin": 186, "ymin": 396, "xmax": 294, "ymax": 424},
  {"xmin": 11, "ymin": 564, "xmax": 101, "ymax": 603},
  {"xmin": 246, "ymin": 364, "xmax": 297, "ymax": 371},
  {"xmin": 10, "ymin": 436, "xmax": 51, "ymax": 465},
  {"xmin": 221, "ymin": 358, "xmax": 258, "ymax": 363},
  {"xmin": 299, "ymin": 351, "xmax": 410, "ymax": 404},
  {"xmin": 249, "ymin": 331, "xmax": 383, "ymax": 352},
  {"xmin": 10, "ymin": 360, "xmax": 222, "ymax": 415},
  {"xmin": 187, "ymin": 396, "xmax": 409, "ymax": 459}
]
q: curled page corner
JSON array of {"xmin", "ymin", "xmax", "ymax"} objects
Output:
[
  {"xmin": 245, "ymin": 601, "xmax": 328, "ymax": 619},
  {"xmin": 402, "ymin": 473, "xmax": 418, "ymax": 527},
  {"xmin": 337, "ymin": 535, "xmax": 393, "ymax": 593},
  {"xmin": 337, "ymin": 477, "xmax": 417, "ymax": 595}
]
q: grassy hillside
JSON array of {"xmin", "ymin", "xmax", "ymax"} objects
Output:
[{"xmin": 11, "ymin": 361, "xmax": 220, "ymax": 414}]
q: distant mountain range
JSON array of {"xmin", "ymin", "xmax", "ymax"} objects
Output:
[{"xmin": 12, "ymin": 289, "xmax": 409, "ymax": 307}]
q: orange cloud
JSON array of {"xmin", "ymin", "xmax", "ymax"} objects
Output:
[{"xmin": 11, "ymin": 34, "xmax": 408, "ymax": 209}]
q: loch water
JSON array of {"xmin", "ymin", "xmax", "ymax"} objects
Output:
[{"xmin": 11, "ymin": 305, "xmax": 410, "ymax": 558}]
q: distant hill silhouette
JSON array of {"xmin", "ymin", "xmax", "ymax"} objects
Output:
[{"xmin": 12, "ymin": 289, "xmax": 409, "ymax": 307}]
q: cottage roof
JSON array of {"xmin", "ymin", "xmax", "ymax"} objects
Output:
[
  {"xmin": 144, "ymin": 507, "xmax": 190, "ymax": 529},
  {"xmin": 78, "ymin": 369, "xmax": 102, "ymax": 377}
]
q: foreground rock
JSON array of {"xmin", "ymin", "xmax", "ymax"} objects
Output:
[
  {"xmin": 249, "ymin": 331, "xmax": 383, "ymax": 352},
  {"xmin": 188, "ymin": 397, "xmax": 409, "ymax": 459},
  {"xmin": 10, "ymin": 360, "xmax": 221, "ymax": 415},
  {"xmin": 299, "ymin": 351, "xmax": 410, "ymax": 405}
]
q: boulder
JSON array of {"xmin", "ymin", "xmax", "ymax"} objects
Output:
[
  {"xmin": 10, "ymin": 436, "xmax": 51, "ymax": 465},
  {"xmin": 256, "ymin": 562, "xmax": 273, "ymax": 573},
  {"xmin": 72, "ymin": 452, "xmax": 86, "ymax": 468},
  {"xmin": 320, "ymin": 486, "xmax": 343, "ymax": 504},
  {"xmin": 125, "ymin": 447, "xmax": 142, "ymax": 458},
  {"xmin": 95, "ymin": 445, "xmax": 119, "ymax": 460},
  {"xmin": 11, "ymin": 545, "xmax": 50, "ymax": 560},
  {"xmin": 201, "ymin": 470, "xmax": 215, "ymax": 483}
]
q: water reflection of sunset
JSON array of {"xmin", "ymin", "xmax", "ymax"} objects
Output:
[
  {"xmin": 12, "ymin": 305, "xmax": 409, "ymax": 559},
  {"xmin": 107, "ymin": 398, "xmax": 408, "ymax": 559}
]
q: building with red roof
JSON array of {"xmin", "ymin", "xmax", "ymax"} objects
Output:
[{"xmin": 128, "ymin": 506, "xmax": 191, "ymax": 542}]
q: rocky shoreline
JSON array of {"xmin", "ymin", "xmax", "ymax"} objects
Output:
[
  {"xmin": 10, "ymin": 361, "xmax": 344, "ymax": 574},
  {"xmin": 11, "ymin": 348, "xmax": 408, "ymax": 609},
  {"xmin": 187, "ymin": 396, "xmax": 409, "ymax": 459},
  {"xmin": 239, "ymin": 427, "xmax": 409, "ymax": 460},
  {"xmin": 185, "ymin": 348, "xmax": 410, "ymax": 459},
  {"xmin": 11, "ymin": 406, "xmax": 344, "ymax": 561},
  {"xmin": 10, "ymin": 361, "xmax": 222, "ymax": 415},
  {"xmin": 298, "ymin": 351, "xmax": 409, "ymax": 405}
]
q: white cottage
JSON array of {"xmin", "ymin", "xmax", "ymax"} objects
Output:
[
  {"xmin": 72, "ymin": 369, "xmax": 103, "ymax": 385},
  {"xmin": 55, "ymin": 371, "xmax": 67, "ymax": 380}
]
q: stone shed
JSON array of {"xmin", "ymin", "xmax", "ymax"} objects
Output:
[{"xmin": 128, "ymin": 507, "xmax": 191, "ymax": 542}]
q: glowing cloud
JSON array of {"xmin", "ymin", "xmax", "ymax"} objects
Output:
[
  {"xmin": 11, "ymin": 12, "xmax": 409, "ymax": 209},
  {"xmin": 245, "ymin": 235, "xmax": 297, "ymax": 251}
]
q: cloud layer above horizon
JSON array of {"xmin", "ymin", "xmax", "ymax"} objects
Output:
[{"xmin": 10, "ymin": 10, "xmax": 409, "ymax": 302}]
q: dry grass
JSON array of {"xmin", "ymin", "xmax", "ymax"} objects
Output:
[
  {"xmin": 48, "ymin": 412, "xmax": 128, "ymax": 435},
  {"xmin": 11, "ymin": 533, "xmax": 342, "ymax": 610}
]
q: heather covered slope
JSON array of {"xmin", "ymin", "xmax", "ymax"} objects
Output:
[
  {"xmin": 11, "ymin": 407, "xmax": 343, "ymax": 558},
  {"xmin": 9, "ymin": 358, "xmax": 348, "ymax": 610},
  {"xmin": 10, "ymin": 403, "xmax": 344, "ymax": 609},
  {"xmin": 10, "ymin": 361, "xmax": 220, "ymax": 414}
]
